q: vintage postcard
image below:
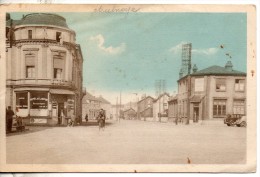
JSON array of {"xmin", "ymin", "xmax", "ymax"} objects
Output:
[{"xmin": 0, "ymin": 4, "xmax": 257, "ymax": 172}]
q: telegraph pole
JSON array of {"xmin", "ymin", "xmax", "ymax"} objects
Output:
[{"xmin": 119, "ymin": 91, "xmax": 121, "ymax": 122}]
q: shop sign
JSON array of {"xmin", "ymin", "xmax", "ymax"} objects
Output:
[{"xmin": 31, "ymin": 119, "xmax": 47, "ymax": 124}]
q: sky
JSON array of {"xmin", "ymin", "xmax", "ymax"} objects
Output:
[{"xmin": 10, "ymin": 12, "xmax": 247, "ymax": 104}]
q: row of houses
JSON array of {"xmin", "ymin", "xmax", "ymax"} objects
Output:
[{"xmin": 136, "ymin": 60, "xmax": 246, "ymax": 123}]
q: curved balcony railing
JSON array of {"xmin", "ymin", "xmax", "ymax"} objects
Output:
[
  {"xmin": 6, "ymin": 78, "xmax": 76, "ymax": 88},
  {"xmin": 6, "ymin": 39, "xmax": 76, "ymax": 49}
]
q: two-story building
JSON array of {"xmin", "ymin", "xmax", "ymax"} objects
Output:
[
  {"xmin": 153, "ymin": 92, "xmax": 170, "ymax": 122},
  {"xmin": 82, "ymin": 92, "xmax": 112, "ymax": 121},
  {"xmin": 6, "ymin": 13, "xmax": 84, "ymax": 125},
  {"xmin": 137, "ymin": 96, "xmax": 154, "ymax": 121},
  {"xmin": 169, "ymin": 61, "xmax": 246, "ymax": 124}
]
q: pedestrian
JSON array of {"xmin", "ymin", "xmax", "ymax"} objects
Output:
[
  {"xmin": 6, "ymin": 106, "xmax": 15, "ymax": 133},
  {"xmin": 85, "ymin": 113, "xmax": 88, "ymax": 122}
]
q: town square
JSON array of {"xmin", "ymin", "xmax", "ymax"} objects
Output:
[{"xmin": 3, "ymin": 8, "xmax": 249, "ymax": 166}]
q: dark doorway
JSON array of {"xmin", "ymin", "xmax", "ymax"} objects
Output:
[
  {"xmin": 57, "ymin": 103, "xmax": 64, "ymax": 125},
  {"xmin": 193, "ymin": 106, "xmax": 199, "ymax": 123}
]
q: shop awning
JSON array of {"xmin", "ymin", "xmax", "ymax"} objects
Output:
[
  {"xmin": 50, "ymin": 89, "xmax": 75, "ymax": 95},
  {"xmin": 14, "ymin": 87, "xmax": 50, "ymax": 92},
  {"xmin": 190, "ymin": 95, "xmax": 205, "ymax": 103}
]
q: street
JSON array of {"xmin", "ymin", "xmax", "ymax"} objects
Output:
[{"xmin": 6, "ymin": 120, "xmax": 246, "ymax": 164}]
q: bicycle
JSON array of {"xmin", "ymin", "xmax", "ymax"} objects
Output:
[{"xmin": 98, "ymin": 118, "xmax": 105, "ymax": 131}]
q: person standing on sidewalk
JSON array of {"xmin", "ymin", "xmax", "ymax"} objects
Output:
[{"xmin": 6, "ymin": 106, "xmax": 15, "ymax": 133}]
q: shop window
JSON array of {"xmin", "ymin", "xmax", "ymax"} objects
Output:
[
  {"xmin": 26, "ymin": 66, "xmax": 35, "ymax": 78},
  {"xmin": 16, "ymin": 92, "xmax": 28, "ymax": 109},
  {"xmin": 235, "ymin": 79, "xmax": 245, "ymax": 92},
  {"xmin": 28, "ymin": 30, "xmax": 32, "ymax": 39},
  {"xmin": 30, "ymin": 92, "xmax": 48, "ymax": 109},
  {"xmin": 233, "ymin": 100, "xmax": 245, "ymax": 114},
  {"xmin": 213, "ymin": 99, "xmax": 226, "ymax": 117},
  {"xmin": 54, "ymin": 68, "xmax": 63, "ymax": 79},
  {"xmin": 216, "ymin": 78, "xmax": 226, "ymax": 91},
  {"xmin": 56, "ymin": 32, "xmax": 61, "ymax": 42}
]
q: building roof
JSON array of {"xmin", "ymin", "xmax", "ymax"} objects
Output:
[
  {"xmin": 137, "ymin": 96, "xmax": 154, "ymax": 103},
  {"xmin": 83, "ymin": 92, "xmax": 99, "ymax": 102},
  {"xmin": 191, "ymin": 65, "xmax": 246, "ymax": 76},
  {"xmin": 154, "ymin": 92, "xmax": 170, "ymax": 102},
  {"xmin": 123, "ymin": 108, "xmax": 136, "ymax": 113},
  {"xmin": 6, "ymin": 13, "xmax": 69, "ymax": 28},
  {"xmin": 98, "ymin": 96, "xmax": 111, "ymax": 104},
  {"xmin": 168, "ymin": 95, "xmax": 178, "ymax": 102}
]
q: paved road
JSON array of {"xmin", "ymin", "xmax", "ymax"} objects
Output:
[{"xmin": 6, "ymin": 120, "xmax": 246, "ymax": 164}]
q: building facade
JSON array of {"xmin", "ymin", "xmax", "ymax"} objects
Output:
[
  {"xmin": 82, "ymin": 92, "xmax": 111, "ymax": 120},
  {"xmin": 6, "ymin": 13, "xmax": 84, "ymax": 125},
  {"xmin": 169, "ymin": 61, "xmax": 246, "ymax": 123},
  {"xmin": 153, "ymin": 93, "xmax": 170, "ymax": 122},
  {"xmin": 137, "ymin": 96, "xmax": 154, "ymax": 120},
  {"xmin": 123, "ymin": 108, "xmax": 137, "ymax": 120}
]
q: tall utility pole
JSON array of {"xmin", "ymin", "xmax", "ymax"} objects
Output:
[
  {"xmin": 119, "ymin": 91, "xmax": 121, "ymax": 122},
  {"xmin": 116, "ymin": 97, "xmax": 118, "ymax": 122},
  {"xmin": 155, "ymin": 79, "xmax": 167, "ymax": 122}
]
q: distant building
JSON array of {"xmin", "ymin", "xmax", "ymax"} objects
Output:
[
  {"xmin": 6, "ymin": 13, "xmax": 84, "ymax": 125},
  {"xmin": 168, "ymin": 95, "xmax": 178, "ymax": 122},
  {"xmin": 82, "ymin": 93, "xmax": 111, "ymax": 120},
  {"xmin": 137, "ymin": 96, "xmax": 154, "ymax": 120},
  {"xmin": 169, "ymin": 61, "xmax": 246, "ymax": 123},
  {"xmin": 123, "ymin": 101, "xmax": 137, "ymax": 112},
  {"xmin": 82, "ymin": 92, "xmax": 101, "ymax": 120},
  {"xmin": 153, "ymin": 92, "xmax": 170, "ymax": 122},
  {"xmin": 123, "ymin": 108, "xmax": 137, "ymax": 120}
]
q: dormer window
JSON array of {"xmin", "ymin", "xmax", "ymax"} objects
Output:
[
  {"xmin": 56, "ymin": 32, "xmax": 61, "ymax": 42},
  {"xmin": 28, "ymin": 30, "xmax": 32, "ymax": 39}
]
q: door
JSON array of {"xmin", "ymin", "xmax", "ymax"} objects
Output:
[
  {"xmin": 193, "ymin": 106, "xmax": 199, "ymax": 122},
  {"xmin": 58, "ymin": 103, "xmax": 64, "ymax": 124}
]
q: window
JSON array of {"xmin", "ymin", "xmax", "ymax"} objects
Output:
[
  {"xmin": 53, "ymin": 57, "xmax": 64, "ymax": 79},
  {"xmin": 216, "ymin": 78, "xmax": 226, "ymax": 91},
  {"xmin": 16, "ymin": 92, "xmax": 28, "ymax": 109},
  {"xmin": 25, "ymin": 55, "xmax": 35, "ymax": 78},
  {"xmin": 26, "ymin": 66, "xmax": 35, "ymax": 78},
  {"xmin": 54, "ymin": 68, "xmax": 63, "ymax": 79},
  {"xmin": 233, "ymin": 100, "xmax": 245, "ymax": 114},
  {"xmin": 195, "ymin": 78, "xmax": 204, "ymax": 92},
  {"xmin": 56, "ymin": 32, "xmax": 61, "ymax": 42},
  {"xmin": 28, "ymin": 30, "xmax": 32, "ymax": 39},
  {"xmin": 235, "ymin": 79, "xmax": 245, "ymax": 92},
  {"xmin": 30, "ymin": 92, "xmax": 48, "ymax": 109},
  {"xmin": 213, "ymin": 99, "xmax": 226, "ymax": 117}
]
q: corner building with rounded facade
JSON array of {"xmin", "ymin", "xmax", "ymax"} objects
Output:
[{"xmin": 6, "ymin": 13, "xmax": 84, "ymax": 125}]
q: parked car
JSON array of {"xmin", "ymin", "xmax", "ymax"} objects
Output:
[
  {"xmin": 224, "ymin": 114, "xmax": 246, "ymax": 127},
  {"xmin": 235, "ymin": 115, "xmax": 247, "ymax": 127}
]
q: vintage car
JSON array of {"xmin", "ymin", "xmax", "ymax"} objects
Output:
[
  {"xmin": 235, "ymin": 115, "xmax": 247, "ymax": 127},
  {"xmin": 224, "ymin": 114, "xmax": 246, "ymax": 127}
]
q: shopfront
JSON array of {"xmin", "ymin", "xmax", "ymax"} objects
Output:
[{"xmin": 15, "ymin": 88, "xmax": 75, "ymax": 125}]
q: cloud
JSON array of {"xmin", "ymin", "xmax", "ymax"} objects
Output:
[
  {"xmin": 192, "ymin": 48, "xmax": 219, "ymax": 55},
  {"xmin": 169, "ymin": 41, "xmax": 188, "ymax": 54},
  {"xmin": 89, "ymin": 34, "xmax": 126, "ymax": 55},
  {"xmin": 169, "ymin": 42, "xmax": 219, "ymax": 56}
]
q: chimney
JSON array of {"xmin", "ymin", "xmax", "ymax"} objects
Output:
[
  {"xmin": 6, "ymin": 13, "xmax": 11, "ymax": 21},
  {"xmin": 192, "ymin": 64, "xmax": 198, "ymax": 73},
  {"xmin": 225, "ymin": 61, "xmax": 233, "ymax": 71}
]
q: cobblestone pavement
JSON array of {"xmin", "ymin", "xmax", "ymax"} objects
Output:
[{"xmin": 6, "ymin": 120, "xmax": 246, "ymax": 164}]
